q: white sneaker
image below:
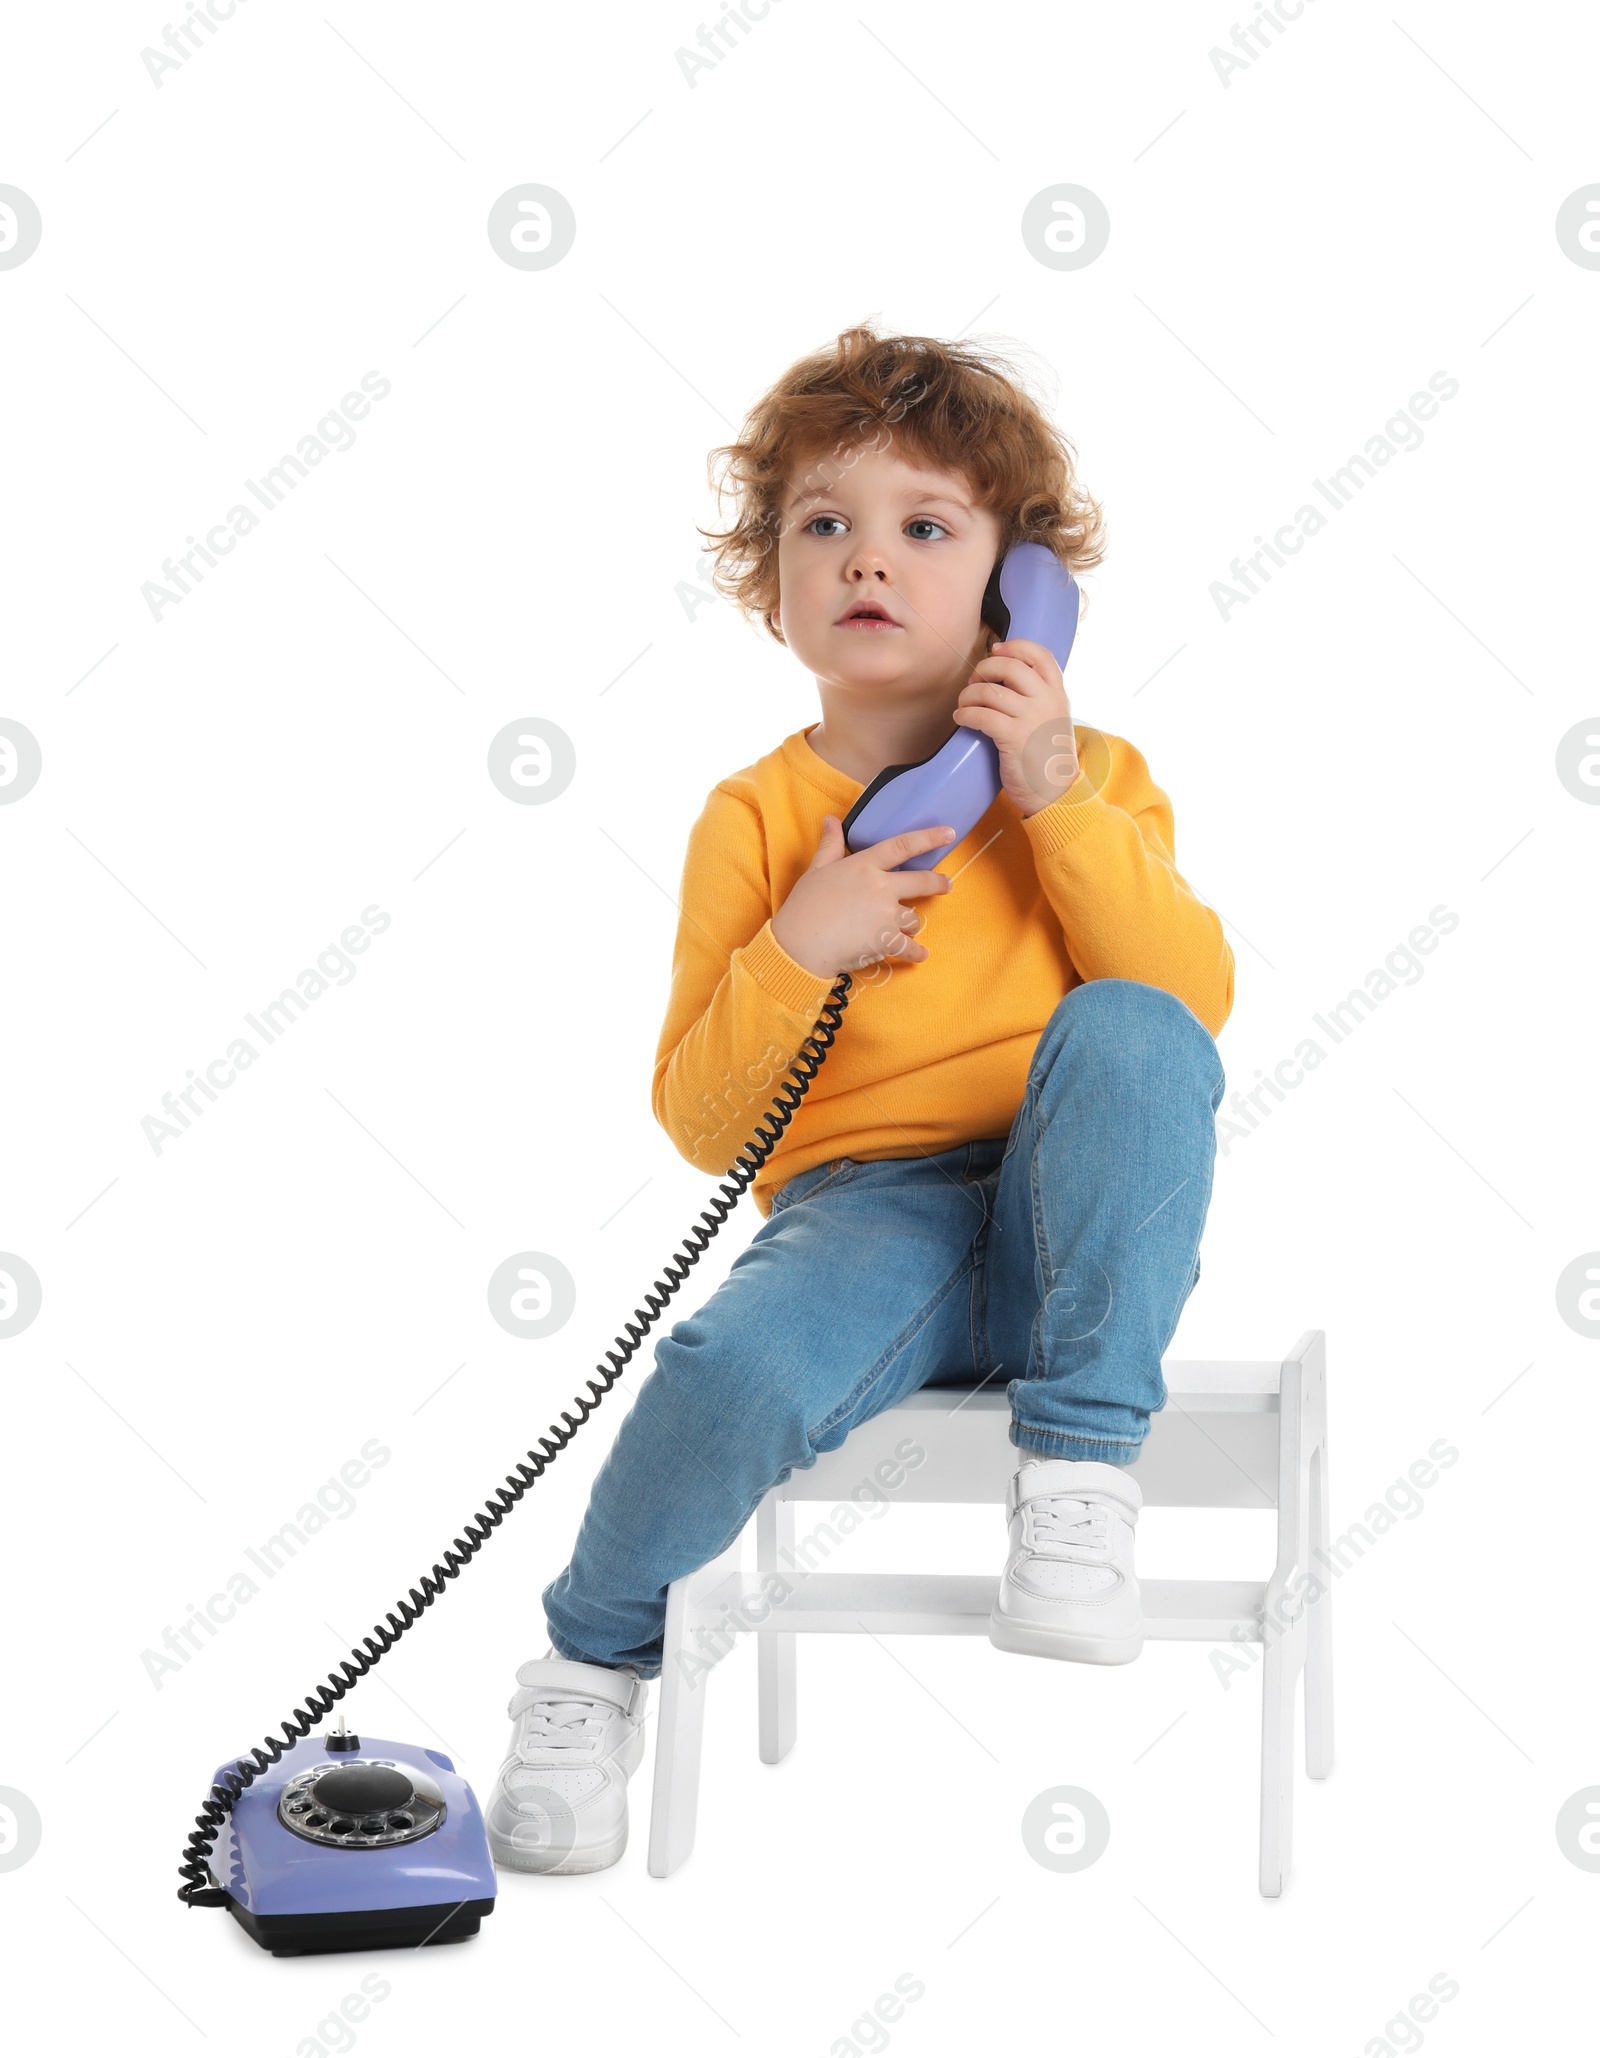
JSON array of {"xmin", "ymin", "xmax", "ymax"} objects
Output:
[
  {"xmin": 485, "ymin": 1655, "xmax": 649, "ymax": 1874},
  {"xmin": 988, "ymin": 1458, "xmax": 1144, "ymax": 1664}
]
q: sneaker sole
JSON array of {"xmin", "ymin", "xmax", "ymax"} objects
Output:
[
  {"xmin": 987, "ymin": 1609, "xmax": 1144, "ymax": 1665},
  {"xmin": 489, "ymin": 1823, "xmax": 627, "ymax": 1876}
]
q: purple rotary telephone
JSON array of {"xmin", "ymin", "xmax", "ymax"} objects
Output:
[
  {"xmin": 175, "ymin": 540, "xmax": 1085, "ymax": 1957},
  {"xmin": 840, "ymin": 540, "xmax": 1081, "ymax": 871}
]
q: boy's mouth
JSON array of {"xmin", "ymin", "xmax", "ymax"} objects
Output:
[{"xmin": 836, "ymin": 599, "xmax": 900, "ymax": 629}]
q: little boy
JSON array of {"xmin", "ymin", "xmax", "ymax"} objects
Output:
[{"xmin": 486, "ymin": 324, "xmax": 1233, "ymax": 1875}]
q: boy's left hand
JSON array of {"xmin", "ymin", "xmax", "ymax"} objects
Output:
[{"xmin": 951, "ymin": 638, "xmax": 1080, "ymax": 820}]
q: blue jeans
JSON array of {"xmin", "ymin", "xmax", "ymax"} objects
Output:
[{"xmin": 543, "ymin": 979, "xmax": 1225, "ymax": 1677}]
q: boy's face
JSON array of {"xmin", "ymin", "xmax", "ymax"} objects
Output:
[{"xmin": 773, "ymin": 444, "xmax": 1001, "ymax": 703}]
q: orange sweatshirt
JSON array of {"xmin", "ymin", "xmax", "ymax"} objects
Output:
[{"xmin": 652, "ymin": 721, "xmax": 1233, "ymax": 1217}]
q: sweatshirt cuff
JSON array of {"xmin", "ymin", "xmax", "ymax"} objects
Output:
[
  {"xmin": 738, "ymin": 921, "xmax": 839, "ymax": 1016},
  {"xmin": 1019, "ymin": 770, "xmax": 1111, "ymax": 857}
]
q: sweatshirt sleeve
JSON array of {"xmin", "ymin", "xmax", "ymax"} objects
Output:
[
  {"xmin": 1019, "ymin": 728, "xmax": 1235, "ymax": 1039},
  {"xmin": 651, "ymin": 784, "xmax": 840, "ymax": 1173}
]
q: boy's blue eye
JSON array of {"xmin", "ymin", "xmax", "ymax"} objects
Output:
[{"xmin": 804, "ymin": 515, "xmax": 950, "ymax": 541}]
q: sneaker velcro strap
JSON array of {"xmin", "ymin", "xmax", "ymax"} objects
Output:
[
  {"xmin": 1013, "ymin": 1458, "xmax": 1141, "ymax": 1517},
  {"xmin": 509, "ymin": 1656, "xmax": 643, "ymax": 1719}
]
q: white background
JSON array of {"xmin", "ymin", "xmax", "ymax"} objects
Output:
[{"xmin": 3, "ymin": 0, "xmax": 1597, "ymax": 2050}]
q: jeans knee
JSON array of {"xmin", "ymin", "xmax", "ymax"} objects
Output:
[
  {"xmin": 654, "ymin": 1328, "xmax": 817, "ymax": 1471},
  {"xmin": 1033, "ymin": 978, "xmax": 1221, "ymax": 1095}
]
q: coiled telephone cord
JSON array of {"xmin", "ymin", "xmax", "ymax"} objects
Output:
[{"xmin": 177, "ymin": 972, "xmax": 852, "ymax": 1907}]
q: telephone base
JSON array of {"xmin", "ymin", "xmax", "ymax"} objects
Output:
[
  {"xmin": 222, "ymin": 1890, "xmax": 494, "ymax": 1958},
  {"xmin": 208, "ymin": 1730, "xmax": 497, "ymax": 1957}
]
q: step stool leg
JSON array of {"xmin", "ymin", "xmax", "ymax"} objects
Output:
[
  {"xmin": 1258, "ymin": 1622, "xmax": 1302, "ymax": 1898},
  {"xmin": 647, "ymin": 1541, "xmax": 742, "ymax": 1879},
  {"xmin": 648, "ymin": 1572, "xmax": 708, "ymax": 1878},
  {"xmin": 756, "ymin": 1496, "xmax": 796, "ymax": 1765},
  {"xmin": 1304, "ymin": 1436, "xmax": 1334, "ymax": 1780}
]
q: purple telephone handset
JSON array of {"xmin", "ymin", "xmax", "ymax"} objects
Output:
[{"xmin": 839, "ymin": 541, "xmax": 1081, "ymax": 870}]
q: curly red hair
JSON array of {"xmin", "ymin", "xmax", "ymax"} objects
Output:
[{"xmin": 700, "ymin": 321, "xmax": 1106, "ymax": 644}]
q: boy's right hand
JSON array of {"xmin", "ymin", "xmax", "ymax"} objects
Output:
[{"xmin": 770, "ymin": 817, "xmax": 955, "ymax": 979}]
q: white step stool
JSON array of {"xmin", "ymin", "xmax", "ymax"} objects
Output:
[{"xmin": 647, "ymin": 1329, "xmax": 1331, "ymax": 1897}]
